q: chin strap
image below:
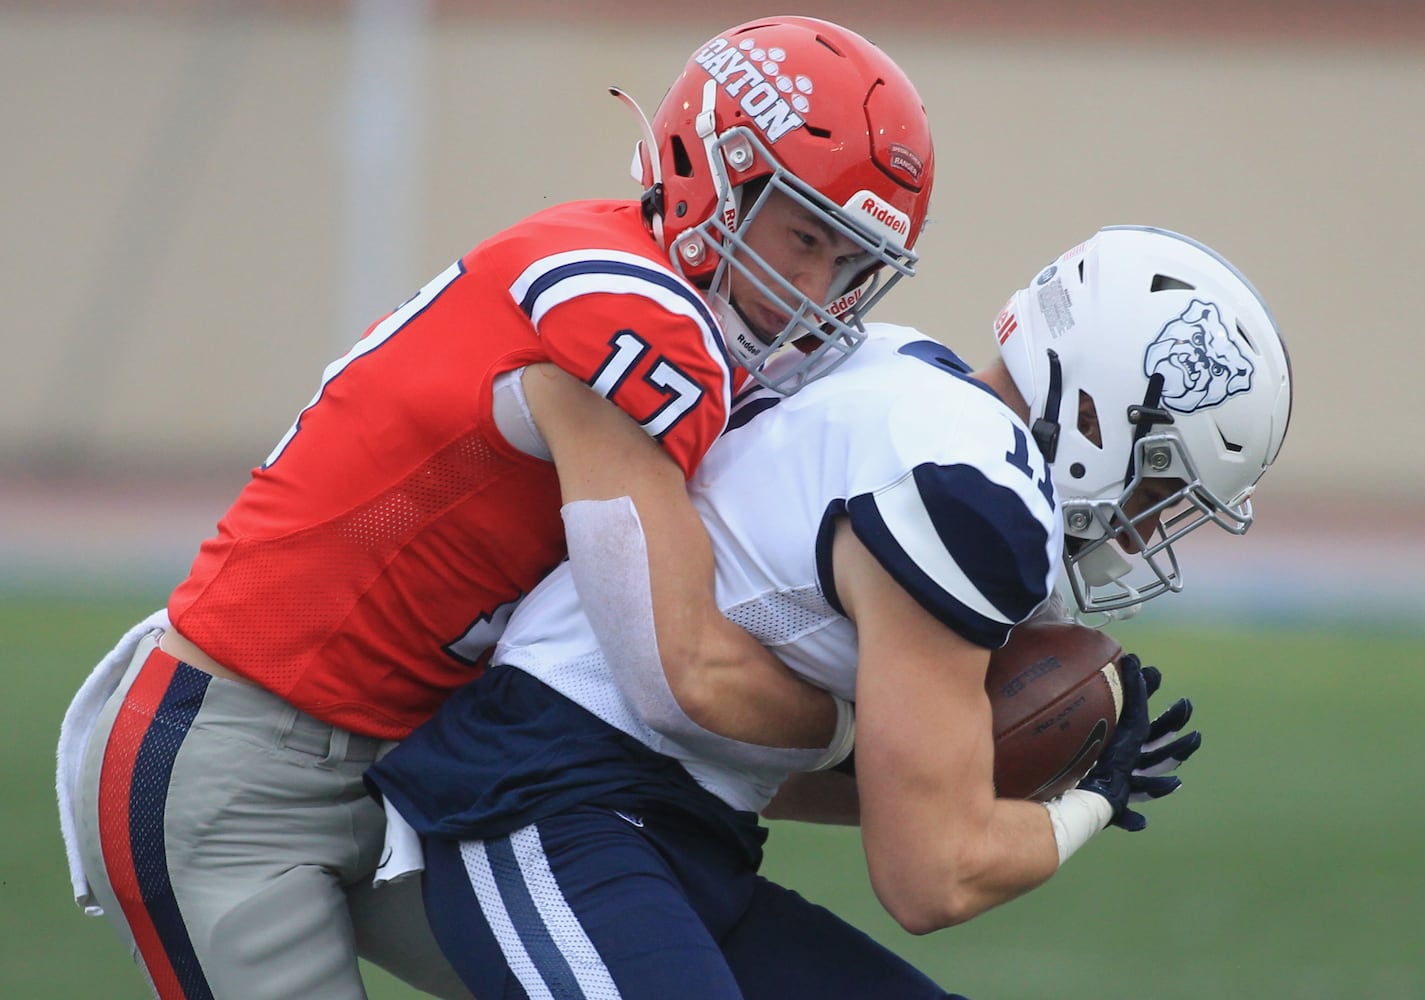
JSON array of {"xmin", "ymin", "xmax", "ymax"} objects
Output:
[
  {"xmin": 1123, "ymin": 372, "xmax": 1173, "ymax": 483},
  {"xmin": 1032, "ymin": 349, "xmax": 1063, "ymax": 462},
  {"xmin": 694, "ymin": 80, "xmax": 751, "ymax": 255},
  {"xmin": 693, "ymin": 78, "xmax": 727, "ymax": 201}
]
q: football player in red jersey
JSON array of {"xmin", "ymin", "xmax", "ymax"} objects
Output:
[{"xmin": 60, "ymin": 16, "xmax": 934, "ymax": 1000}]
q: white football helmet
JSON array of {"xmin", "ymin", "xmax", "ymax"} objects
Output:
[{"xmin": 996, "ymin": 225, "xmax": 1293, "ymax": 617}]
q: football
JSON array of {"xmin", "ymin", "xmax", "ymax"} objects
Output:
[{"xmin": 986, "ymin": 619, "xmax": 1125, "ymax": 801}]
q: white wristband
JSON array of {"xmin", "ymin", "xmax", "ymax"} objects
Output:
[
  {"xmin": 1044, "ymin": 789, "xmax": 1114, "ymax": 866},
  {"xmin": 810, "ymin": 696, "xmax": 856, "ymax": 771}
]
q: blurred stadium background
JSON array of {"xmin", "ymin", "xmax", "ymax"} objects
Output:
[{"xmin": 2, "ymin": 1, "xmax": 1422, "ymax": 998}]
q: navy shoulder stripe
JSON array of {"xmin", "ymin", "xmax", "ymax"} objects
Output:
[{"xmin": 847, "ymin": 462, "xmax": 1052, "ymax": 648}]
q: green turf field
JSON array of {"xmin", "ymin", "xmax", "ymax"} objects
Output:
[{"xmin": 5, "ymin": 593, "xmax": 1421, "ymax": 999}]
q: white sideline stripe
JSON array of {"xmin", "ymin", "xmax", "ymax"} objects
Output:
[
  {"xmin": 510, "ymin": 826, "xmax": 622, "ymax": 1000},
  {"xmin": 461, "ymin": 840, "xmax": 557, "ymax": 1000}
]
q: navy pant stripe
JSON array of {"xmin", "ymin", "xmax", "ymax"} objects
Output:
[
  {"xmin": 130, "ymin": 664, "xmax": 214, "ymax": 999},
  {"xmin": 486, "ymin": 834, "xmax": 587, "ymax": 999}
]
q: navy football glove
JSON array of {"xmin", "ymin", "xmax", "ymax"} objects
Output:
[{"xmin": 1076, "ymin": 654, "xmax": 1202, "ymax": 832}]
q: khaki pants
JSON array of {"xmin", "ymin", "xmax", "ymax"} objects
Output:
[{"xmin": 74, "ymin": 631, "xmax": 472, "ymax": 1000}]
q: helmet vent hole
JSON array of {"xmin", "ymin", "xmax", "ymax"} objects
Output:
[
  {"xmin": 806, "ymin": 124, "xmax": 833, "ymax": 139},
  {"xmin": 1077, "ymin": 390, "xmax": 1103, "ymax": 449},
  {"xmin": 1070, "ymin": 462, "xmax": 1086, "ymax": 479},
  {"xmin": 1150, "ymin": 274, "xmax": 1195, "ymax": 293},
  {"xmin": 1235, "ymin": 321, "xmax": 1258, "ymax": 352},
  {"xmin": 670, "ymin": 136, "xmax": 694, "ymax": 178}
]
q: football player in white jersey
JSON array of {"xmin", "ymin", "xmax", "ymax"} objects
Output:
[{"xmin": 367, "ymin": 226, "xmax": 1293, "ymax": 999}]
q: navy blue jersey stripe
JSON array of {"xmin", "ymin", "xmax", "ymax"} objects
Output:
[
  {"xmin": 130, "ymin": 665, "xmax": 215, "ymax": 1000},
  {"xmin": 915, "ymin": 463, "xmax": 1053, "ymax": 618},
  {"xmin": 895, "ymin": 337, "xmax": 973, "ymax": 375},
  {"xmin": 518, "ymin": 258, "xmax": 731, "ymax": 372},
  {"xmin": 847, "ymin": 463, "xmax": 1052, "ymax": 648},
  {"xmin": 485, "ymin": 834, "xmax": 587, "ymax": 998},
  {"xmin": 815, "ymin": 501, "xmax": 849, "ymax": 617},
  {"xmin": 896, "ymin": 338, "xmax": 1006, "ymax": 402},
  {"xmin": 848, "ymin": 493, "xmax": 1012, "ymax": 648},
  {"xmin": 725, "ymin": 393, "xmax": 780, "ymax": 434}
]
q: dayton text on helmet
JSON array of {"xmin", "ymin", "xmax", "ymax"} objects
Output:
[{"xmin": 694, "ymin": 38, "xmax": 807, "ymax": 143}]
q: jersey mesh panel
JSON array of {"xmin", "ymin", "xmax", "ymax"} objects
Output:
[
  {"xmin": 180, "ymin": 431, "xmax": 509, "ymax": 714},
  {"xmin": 723, "ymin": 586, "xmax": 836, "ymax": 645},
  {"xmin": 551, "ymin": 652, "xmax": 664, "ymax": 748}
]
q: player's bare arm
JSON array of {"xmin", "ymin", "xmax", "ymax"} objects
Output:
[
  {"xmin": 761, "ymin": 770, "xmax": 860, "ymax": 825},
  {"xmin": 522, "ymin": 361, "xmax": 839, "ymax": 749},
  {"xmin": 832, "ymin": 517, "xmax": 1060, "ymax": 933}
]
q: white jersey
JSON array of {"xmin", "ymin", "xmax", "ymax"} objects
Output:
[{"xmin": 496, "ymin": 323, "xmax": 1063, "ymax": 810}]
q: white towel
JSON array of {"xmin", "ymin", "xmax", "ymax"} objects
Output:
[
  {"xmin": 56, "ymin": 608, "xmax": 170, "ymax": 915},
  {"xmin": 373, "ymin": 796, "xmax": 425, "ymax": 888}
]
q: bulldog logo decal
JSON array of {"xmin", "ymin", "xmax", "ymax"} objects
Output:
[{"xmin": 1144, "ymin": 299, "xmax": 1253, "ymax": 412}]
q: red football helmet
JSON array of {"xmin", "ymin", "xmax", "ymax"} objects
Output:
[{"xmin": 616, "ymin": 16, "xmax": 935, "ymax": 393}]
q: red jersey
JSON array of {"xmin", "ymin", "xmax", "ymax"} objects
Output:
[{"xmin": 168, "ymin": 200, "xmax": 736, "ymax": 739}]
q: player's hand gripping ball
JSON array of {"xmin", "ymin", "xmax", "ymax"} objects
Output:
[{"xmin": 986, "ymin": 620, "xmax": 1125, "ymax": 801}]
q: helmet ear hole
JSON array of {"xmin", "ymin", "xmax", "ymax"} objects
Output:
[
  {"xmin": 670, "ymin": 136, "xmax": 694, "ymax": 178},
  {"xmin": 1077, "ymin": 390, "xmax": 1103, "ymax": 449}
]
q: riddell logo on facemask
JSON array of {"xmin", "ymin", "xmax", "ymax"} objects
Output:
[
  {"xmin": 694, "ymin": 36, "xmax": 811, "ymax": 143},
  {"xmin": 828, "ymin": 286, "xmax": 863, "ymax": 319},
  {"xmin": 735, "ymin": 328, "xmax": 768, "ymax": 359},
  {"xmin": 848, "ymin": 192, "xmax": 910, "ymax": 240}
]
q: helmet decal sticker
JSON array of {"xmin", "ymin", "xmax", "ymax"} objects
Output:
[
  {"xmin": 1035, "ymin": 275, "xmax": 1075, "ymax": 337},
  {"xmin": 693, "ymin": 36, "xmax": 812, "ymax": 142},
  {"xmin": 1144, "ymin": 299, "xmax": 1254, "ymax": 412},
  {"xmin": 889, "ymin": 143, "xmax": 924, "ymax": 184},
  {"xmin": 994, "ymin": 303, "xmax": 1018, "ymax": 346}
]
